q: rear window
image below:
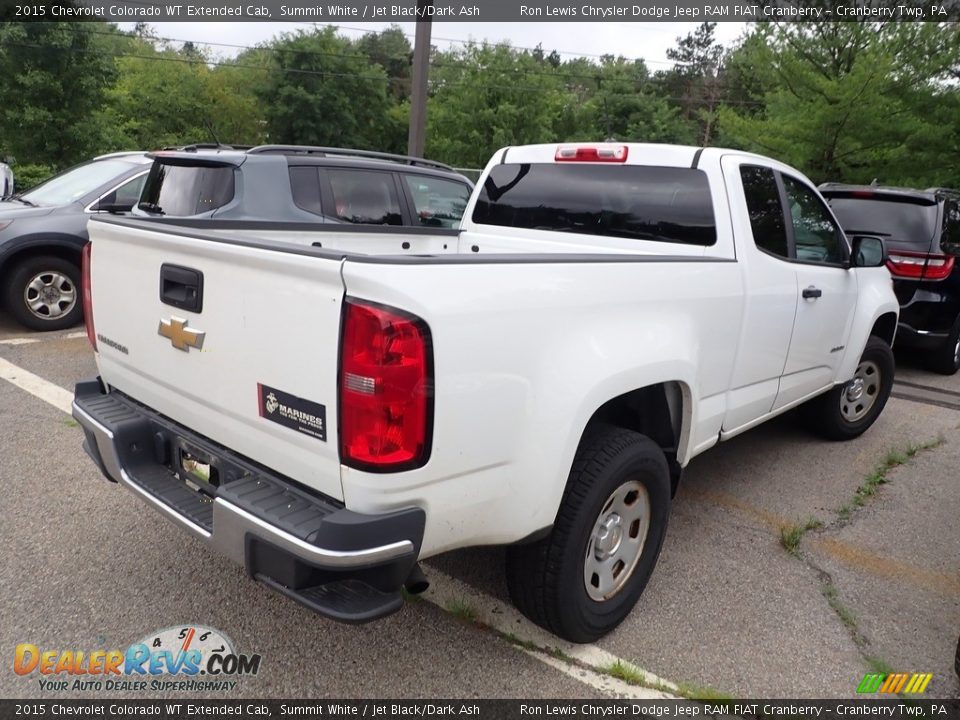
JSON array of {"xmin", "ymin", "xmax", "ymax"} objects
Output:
[
  {"xmin": 472, "ymin": 163, "xmax": 716, "ymax": 246},
  {"xmin": 139, "ymin": 162, "xmax": 235, "ymax": 216},
  {"xmin": 825, "ymin": 195, "xmax": 938, "ymax": 246}
]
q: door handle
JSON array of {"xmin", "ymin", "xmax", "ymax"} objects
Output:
[
  {"xmin": 802, "ymin": 286, "xmax": 822, "ymax": 299},
  {"xmin": 160, "ymin": 264, "xmax": 204, "ymax": 313}
]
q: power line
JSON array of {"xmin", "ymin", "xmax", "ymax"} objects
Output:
[
  {"xmin": 0, "ymin": 36, "xmax": 765, "ymax": 106},
  {"xmin": 45, "ymin": 25, "xmax": 752, "ymax": 99}
]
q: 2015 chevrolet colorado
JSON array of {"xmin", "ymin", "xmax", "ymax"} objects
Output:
[{"xmin": 72, "ymin": 143, "xmax": 898, "ymax": 642}]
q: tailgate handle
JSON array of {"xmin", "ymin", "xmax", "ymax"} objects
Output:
[{"xmin": 160, "ymin": 264, "xmax": 204, "ymax": 313}]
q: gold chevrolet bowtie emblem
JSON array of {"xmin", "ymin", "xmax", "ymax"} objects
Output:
[{"xmin": 158, "ymin": 317, "xmax": 205, "ymax": 352}]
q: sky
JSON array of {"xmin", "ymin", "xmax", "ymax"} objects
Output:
[{"xmin": 118, "ymin": 22, "xmax": 751, "ymax": 67}]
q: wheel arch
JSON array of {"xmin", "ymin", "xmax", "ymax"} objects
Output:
[
  {"xmin": 0, "ymin": 236, "xmax": 85, "ymax": 289},
  {"xmin": 870, "ymin": 312, "xmax": 898, "ymax": 347},
  {"xmin": 581, "ymin": 380, "xmax": 689, "ymax": 496}
]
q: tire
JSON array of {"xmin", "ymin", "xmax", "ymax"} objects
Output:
[
  {"xmin": 4, "ymin": 255, "xmax": 83, "ymax": 331},
  {"xmin": 926, "ymin": 317, "xmax": 960, "ymax": 376},
  {"xmin": 505, "ymin": 425, "xmax": 671, "ymax": 643},
  {"xmin": 803, "ymin": 336, "xmax": 894, "ymax": 441}
]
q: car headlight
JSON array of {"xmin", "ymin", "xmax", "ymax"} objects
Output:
[{"xmin": 0, "ymin": 220, "xmax": 13, "ymax": 231}]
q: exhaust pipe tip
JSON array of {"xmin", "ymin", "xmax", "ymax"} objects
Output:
[{"xmin": 404, "ymin": 563, "xmax": 429, "ymax": 595}]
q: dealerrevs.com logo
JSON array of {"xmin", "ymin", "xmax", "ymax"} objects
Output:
[{"xmin": 14, "ymin": 625, "xmax": 262, "ymax": 693}]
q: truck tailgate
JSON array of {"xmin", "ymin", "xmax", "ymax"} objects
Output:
[{"xmin": 87, "ymin": 218, "xmax": 346, "ymax": 502}]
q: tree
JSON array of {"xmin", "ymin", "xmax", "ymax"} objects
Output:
[
  {"xmin": 425, "ymin": 43, "xmax": 569, "ymax": 167},
  {"xmin": 659, "ymin": 22, "xmax": 727, "ymax": 145},
  {"xmin": 719, "ymin": 20, "xmax": 960, "ymax": 185},
  {"xmin": 0, "ymin": 23, "xmax": 117, "ymax": 167},
  {"xmin": 257, "ymin": 28, "xmax": 395, "ymax": 151}
]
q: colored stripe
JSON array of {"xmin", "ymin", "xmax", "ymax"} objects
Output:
[
  {"xmin": 916, "ymin": 674, "xmax": 933, "ymax": 693},
  {"xmin": 891, "ymin": 674, "xmax": 908, "ymax": 693},
  {"xmin": 879, "ymin": 674, "xmax": 897, "ymax": 693},
  {"xmin": 904, "ymin": 675, "xmax": 919, "ymax": 693},
  {"xmin": 857, "ymin": 674, "xmax": 884, "ymax": 693},
  {"xmin": 181, "ymin": 627, "xmax": 196, "ymax": 652}
]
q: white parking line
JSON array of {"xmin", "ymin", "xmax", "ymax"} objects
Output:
[
  {"xmin": 0, "ymin": 355, "xmax": 677, "ymax": 699},
  {"xmin": 422, "ymin": 566, "xmax": 676, "ymax": 699},
  {"xmin": 0, "ymin": 330, "xmax": 87, "ymax": 346},
  {"xmin": 0, "ymin": 357, "xmax": 73, "ymax": 414}
]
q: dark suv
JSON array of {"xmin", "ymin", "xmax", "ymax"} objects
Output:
[
  {"xmin": 820, "ymin": 184, "xmax": 960, "ymax": 374},
  {"xmin": 134, "ymin": 145, "xmax": 473, "ymax": 230}
]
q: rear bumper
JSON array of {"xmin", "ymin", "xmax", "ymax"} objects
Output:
[
  {"xmin": 894, "ymin": 323, "xmax": 950, "ymax": 350},
  {"xmin": 72, "ymin": 378, "xmax": 424, "ymax": 623}
]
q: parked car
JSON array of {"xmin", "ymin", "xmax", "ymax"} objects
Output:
[
  {"xmin": 73, "ymin": 143, "xmax": 897, "ymax": 643},
  {"xmin": 133, "ymin": 144, "xmax": 473, "ymax": 229},
  {"xmin": 0, "ymin": 158, "xmax": 13, "ymax": 199},
  {"xmin": 820, "ymin": 184, "xmax": 960, "ymax": 374},
  {"xmin": 0, "ymin": 152, "xmax": 151, "ymax": 331}
]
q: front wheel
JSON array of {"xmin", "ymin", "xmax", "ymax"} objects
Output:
[
  {"xmin": 505, "ymin": 425, "xmax": 671, "ymax": 643},
  {"xmin": 803, "ymin": 336, "xmax": 894, "ymax": 441},
  {"xmin": 4, "ymin": 255, "xmax": 83, "ymax": 331}
]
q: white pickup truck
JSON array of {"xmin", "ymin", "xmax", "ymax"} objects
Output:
[{"xmin": 72, "ymin": 143, "xmax": 899, "ymax": 642}]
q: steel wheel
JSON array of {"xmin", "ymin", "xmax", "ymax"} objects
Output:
[
  {"xmin": 583, "ymin": 480, "xmax": 651, "ymax": 602},
  {"xmin": 840, "ymin": 359, "xmax": 881, "ymax": 423},
  {"xmin": 23, "ymin": 271, "xmax": 77, "ymax": 321}
]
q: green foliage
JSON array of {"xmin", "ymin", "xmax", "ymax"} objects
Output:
[
  {"xmin": 426, "ymin": 43, "xmax": 569, "ymax": 167},
  {"xmin": 0, "ymin": 23, "xmax": 117, "ymax": 168},
  {"xmin": 719, "ymin": 22, "xmax": 960, "ymax": 186},
  {"xmin": 257, "ymin": 27, "xmax": 394, "ymax": 151},
  {"xmin": 0, "ymin": 19, "xmax": 958, "ymax": 192},
  {"xmin": 12, "ymin": 163, "xmax": 57, "ymax": 192}
]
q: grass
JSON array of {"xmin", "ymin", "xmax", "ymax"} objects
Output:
[
  {"xmin": 821, "ymin": 581, "xmax": 857, "ymax": 632},
  {"xmin": 837, "ymin": 437, "xmax": 944, "ymax": 521},
  {"xmin": 445, "ymin": 597, "xmax": 479, "ymax": 623},
  {"xmin": 674, "ymin": 682, "xmax": 734, "ymax": 702},
  {"xmin": 604, "ymin": 659, "xmax": 649, "ymax": 685},
  {"xmin": 500, "ymin": 632, "xmax": 539, "ymax": 652},
  {"xmin": 400, "ymin": 587, "xmax": 422, "ymax": 603},
  {"xmin": 864, "ymin": 655, "xmax": 895, "ymax": 676},
  {"xmin": 779, "ymin": 517, "xmax": 823, "ymax": 555},
  {"xmin": 62, "ymin": 418, "xmax": 79, "ymax": 428}
]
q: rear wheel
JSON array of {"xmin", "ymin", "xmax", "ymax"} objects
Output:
[
  {"xmin": 4, "ymin": 255, "xmax": 83, "ymax": 331},
  {"xmin": 505, "ymin": 425, "xmax": 671, "ymax": 643},
  {"xmin": 926, "ymin": 317, "xmax": 960, "ymax": 376},
  {"xmin": 803, "ymin": 336, "xmax": 894, "ymax": 441}
]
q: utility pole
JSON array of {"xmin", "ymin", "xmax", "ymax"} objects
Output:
[{"xmin": 407, "ymin": 0, "xmax": 433, "ymax": 158}]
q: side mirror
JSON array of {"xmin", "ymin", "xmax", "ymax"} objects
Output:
[
  {"xmin": 851, "ymin": 235, "xmax": 887, "ymax": 268},
  {"xmin": 91, "ymin": 195, "xmax": 135, "ymax": 214}
]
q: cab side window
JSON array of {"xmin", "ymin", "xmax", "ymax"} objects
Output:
[
  {"xmin": 781, "ymin": 175, "xmax": 846, "ymax": 265},
  {"xmin": 327, "ymin": 169, "xmax": 402, "ymax": 226},
  {"xmin": 740, "ymin": 165, "xmax": 788, "ymax": 258}
]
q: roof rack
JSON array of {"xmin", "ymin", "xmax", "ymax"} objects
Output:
[
  {"xmin": 160, "ymin": 143, "xmax": 254, "ymax": 153},
  {"xmin": 925, "ymin": 187, "xmax": 960, "ymax": 197},
  {"xmin": 246, "ymin": 144, "xmax": 453, "ymax": 171}
]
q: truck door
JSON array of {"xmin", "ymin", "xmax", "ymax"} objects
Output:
[
  {"xmin": 720, "ymin": 160, "xmax": 798, "ymax": 432},
  {"xmin": 772, "ymin": 173, "xmax": 858, "ymax": 410}
]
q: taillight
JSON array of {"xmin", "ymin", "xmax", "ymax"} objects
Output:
[
  {"xmin": 886, "ymin": 250, "xmax": 955, "ymax": 281},
  {"xmin": 81, "ymin": 242, "xmax": 96, "ymax": 350},
  {"xmin": 555, "ymin": 145, "xmax": 628, "ymax": 163},
  {"xmin": 339, "ymin": 299, "xmax": 432, "ymax": 472}
]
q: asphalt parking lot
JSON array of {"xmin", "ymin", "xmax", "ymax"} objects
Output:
[{"xmin": 1, "ymin": 313, "xmax": 958, "ymax": 700}]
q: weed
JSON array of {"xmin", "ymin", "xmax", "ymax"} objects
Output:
[
  {"xmin": 604, "ymin": 659, "xmax": 648, "ymax": 685},
  {"xmin": 779, "ymin": 516, "xmax": 823, "ymax": 555},
  {"xmin": 445, "ymin": 597, "xmax": 478, "ymax": 623},
  {"xmin": 821, "ymin": 582, "xmax": 857, "ymax": 631},
  {"xmin": 838, "ymin": 438, "xmax": 944, "ymax": 521},
  {"xmin": 675, "ymin": 681, "xmax": 734, "ymax": 702}
]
